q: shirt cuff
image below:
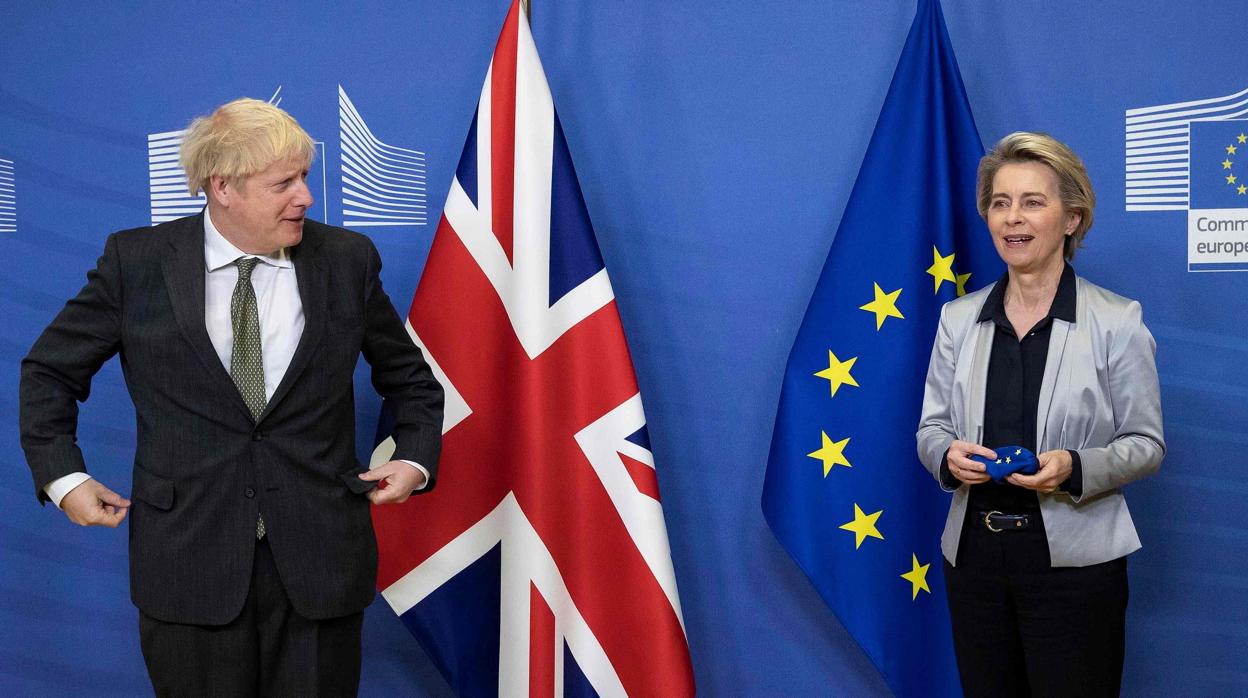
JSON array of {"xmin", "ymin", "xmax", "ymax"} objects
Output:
[
  {"xmin": 44, "ymin": 472, "xmax": 93, "ymax": 509},
  {"xmin": 939, "ymin": 448, "xmax": 959, "ymax": 490},
  {"xmin": 398, "ymin": 460, "xmax": 431, "ymax": 491},
  {"xmin": 1058, "ymin": 450, "xmax": 1083, "ymax": 497}
]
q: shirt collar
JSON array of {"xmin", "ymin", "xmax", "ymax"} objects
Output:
[
  {"xmin": 977, "ymin": 262, "xmax": 1077, "ymax": 324},
  {"xmin": 203, "ymin": 208, "xmax": 292, "ymax": 272}
]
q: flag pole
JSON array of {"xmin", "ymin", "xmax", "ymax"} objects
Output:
[{"xmin": 522, "ymin": 0, "xmax": 531, "ymax": 21}]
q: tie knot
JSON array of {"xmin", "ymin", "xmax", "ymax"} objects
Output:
[{"xmin": 236, "ymin": 256, "xmax": 260, "ymax": 279}]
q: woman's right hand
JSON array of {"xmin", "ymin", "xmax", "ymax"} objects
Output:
[{"xmin": 947, "ymin": 440, "xmax": 996, "ymax": 485}]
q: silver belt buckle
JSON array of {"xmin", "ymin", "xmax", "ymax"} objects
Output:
[{"xmin": 983, "ymin": 509, "xmax": 1004, "ymax": 533}]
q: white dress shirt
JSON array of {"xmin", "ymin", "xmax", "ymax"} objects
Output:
[{"xmin": 44, "ymin": 209, "xmax": 426, "ymax": 507}]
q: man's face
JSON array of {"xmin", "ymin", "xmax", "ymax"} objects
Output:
[{"xmin": 214, "ymin": 156, "xmax": 313, "ymax": 254}]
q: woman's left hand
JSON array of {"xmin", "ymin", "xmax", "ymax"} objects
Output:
[{"xmin": 1008, "ymin": 449, "xmax": 1073, "ymax": 493}]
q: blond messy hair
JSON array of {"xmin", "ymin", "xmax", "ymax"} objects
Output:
[
  {"xmin": 976, "ymin": 132, "xmax": 1096, "ymax": 260},
  {"xmin": 179, "ymin": 98, "xmax": 314, "ymax": 196}
]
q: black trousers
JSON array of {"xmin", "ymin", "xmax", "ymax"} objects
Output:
[
  {"xmin": 944, "ymin": 510, "xmax": 1129, "ymax": 698},
  {"xmin": 138, "ymin": 537, "xmax": 364, "ymax": 697}
]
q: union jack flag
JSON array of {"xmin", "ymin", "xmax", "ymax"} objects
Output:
[{"xmin": 370, "ymin": 2, "xmax": 696, "ymax": 695}]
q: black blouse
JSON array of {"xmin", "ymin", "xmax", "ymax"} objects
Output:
[{"xmin": 940, "ymin": 264, "xmax": 1083, "ymax": 507}]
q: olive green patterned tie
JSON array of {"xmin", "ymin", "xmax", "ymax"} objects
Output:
[{"xmin": 230, "ymin": 257, "xmax": 268, "ymax": 539}]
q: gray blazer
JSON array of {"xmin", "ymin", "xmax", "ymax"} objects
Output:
[{"xmin": 916, "ymin": 274, "xmax": 1165, "ymax": 567}]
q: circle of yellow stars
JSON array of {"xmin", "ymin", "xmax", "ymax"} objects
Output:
[
  {"xmin": 803, "ymin": 245, "xmax": 974, "ymax": 601},
  {"xmin": 1224, "ymin": 132, "xmax": 1248, "ymax": 196}
]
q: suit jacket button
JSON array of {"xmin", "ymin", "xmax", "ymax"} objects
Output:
[
  {"xmin": 244, "ymin": 487, "xmax": 255, "ymax": 498},
  {"xmin": 252, "ymin": 432, "xmax": 263, "ymax": 441}
]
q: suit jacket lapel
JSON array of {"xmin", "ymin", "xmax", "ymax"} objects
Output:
[
  {"xmin": 161, "ymin": 213, "xmax": 255, "ymax": 422},
  {"xmin": 262, "ymin": 224, "xmax": 327, "ymax": 421}
]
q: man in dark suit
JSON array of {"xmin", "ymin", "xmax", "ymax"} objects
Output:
[{"xmin": 19, "ymin": 98, "xmax": 444, "ymax": 696}]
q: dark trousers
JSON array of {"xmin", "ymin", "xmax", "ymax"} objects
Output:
[
  {"xmin": 944, "ymin": 511, "xmax": 1128, "ymax": 698},
  {"xmin": 138, "ymin": 538, "xmax": 364, "ymax": 697}
]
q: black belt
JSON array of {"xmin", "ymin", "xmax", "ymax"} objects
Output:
[{"xmin": 975, "ymin": 510, "xmax": 1033, "ymax": 532}]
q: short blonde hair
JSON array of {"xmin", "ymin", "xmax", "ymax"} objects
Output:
[
  {"xmin": 976, "ymin": 132, "xmax": 1096, "ymax": 260},
  {"xmin": 179, "ymin": 98, "xmax": 314, "ymax": 196}
]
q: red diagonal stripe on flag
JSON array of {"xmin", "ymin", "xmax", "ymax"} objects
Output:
[
  {"xmin": 529, "ymin": 584, "xmax": 555, "ymax": 697},
  {"xmin": 490, "ymin": 0, "xmax": 519, "ymax": 264},
  {"xmin": 619, "ymin": 452, "xmax": 661, "ymax": 501}
]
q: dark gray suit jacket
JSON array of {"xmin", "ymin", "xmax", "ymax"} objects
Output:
[{"xmin": 20, "ymin": 213, "xmax": 444, "ymax": 624}]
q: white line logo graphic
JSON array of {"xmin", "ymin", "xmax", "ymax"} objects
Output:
[
  {"xmin": 148, "ymin": 130, "xmax": 207, "ymax": 224},
  {"xmin": 1125, "ymin": 86, "xmax": 1248, "ymax": 212},
  {"xmin": 339, "ymin": 86, "xmax": 428, "ymax": 227},
  {"xmin": 0, "ymin": 158, "xmax": 15, "ymax": 233}
]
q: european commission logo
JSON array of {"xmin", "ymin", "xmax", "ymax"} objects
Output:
[
  {"xmin": 0, "ymin": 158, "xmax": 15, "ymax": 234},
  {"xmin": 1126, "ymin": 88, "xmax": 1248, "ymax": 271},
  {"xmin": 339, "ymin": 86, "xmax": 427, "ymax": 227}
]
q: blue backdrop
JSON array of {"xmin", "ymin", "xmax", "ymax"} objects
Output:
[{"xmin": 1, "ymin": 1, "xmax": 1244, "ymax": 695}]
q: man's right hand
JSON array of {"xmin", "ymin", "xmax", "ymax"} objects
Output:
[{"xmin": 61, "ymin": 479, "xmax": 131, "ymax": 528}]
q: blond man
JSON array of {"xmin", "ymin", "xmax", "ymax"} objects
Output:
[{"xmin": 20, "ymin": 98, "xmax": 444, "ymax": 696}]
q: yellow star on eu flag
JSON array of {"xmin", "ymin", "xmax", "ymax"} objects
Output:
[
  {"xmin": 926, "ymin": 246, "xmax": 957, "ymax": 293},
  {"xmin": 1228, "ymin": 144, "xmax": 1239, "ymax": 155},
  {"xmin": 839, "ymin": 504, "xmax": 884, "ymax": 549},
  {"xmin": 814, "ymin": 351, "xmax": 859, "ymax": 398},
  {"xmin": 1239, "ymin": 133, "xmax": 1247, "ymax": 144},
  {"xmin": 901, "ymin": 554, "xmax": 931, "ymax": 600},
  {"xmin": 1224, "ymin": 159, "xmax": 1234, "ymax": 170},
  {"xmin": 859, "ymin": 282, "xmax": 904, "ymax": 330},
  {"xmin": 1239, "ymin": 184, "xmax": 1247, "ymax": 195},
  {"xmin": 1228, "ymin": 173, "xmax": 1238, "ymax": 185},
  {"xmin": 808, "ymin": 432, "xmax": 852, "ymax": 476},
  {"xmin": 955, "ymin": 272, "xmax": 972, "ymax": 297}
]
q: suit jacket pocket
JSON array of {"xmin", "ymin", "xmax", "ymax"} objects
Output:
[
  {"xmin": 132, "ymin": 464, "xmax": 175, "ymax": 510},
  {"xmin": 339, "ymin": 464, "xmax": 378, "ymax": 495}
]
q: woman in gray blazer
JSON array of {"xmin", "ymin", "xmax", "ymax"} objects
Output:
[{"xmin": 916, "ymin": 132, "xmax": 1165, "ymax": 697}]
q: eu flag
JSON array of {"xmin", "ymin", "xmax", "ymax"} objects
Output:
[
  {"xmin": 1189, "ymin": 119, "xmax": 1248, "ymax": 209},
  {"xmin": 762, "ymin": 1, "xmax": 999, "ymax": 695}
]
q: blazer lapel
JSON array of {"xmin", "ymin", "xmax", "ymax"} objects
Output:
[
  {"xmin": 964, "ymin": 320, "xmax": 994, "ymax": 442},
  {"xmin": 161, "ymin": 213, "xmax": 255, "ymax": 422},
  {"xmin": 1036, "ymin": 319, "xmax": 1071, "ymax": 451},
  {"xmin": 262, "ymin": 224, "xmax": 327, "ymax": 420}
]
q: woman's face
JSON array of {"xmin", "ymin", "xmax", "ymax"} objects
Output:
[{"xmin": 986, "ymin": 161, "xmax": 1080, "ymax": 274}]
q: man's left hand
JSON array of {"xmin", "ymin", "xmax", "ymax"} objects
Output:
[
  {"xmin": 1008, "ymin": 449, "xmax": 1072, "ymax": 493},
  {"xmin": 358, "ymin": 461, "xmax": 428, "ymax": 505}
]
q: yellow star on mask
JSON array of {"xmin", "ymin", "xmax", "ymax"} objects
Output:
[
  {"xmin": 927, "ymin": 246, "xmax": 957, "ymax": 293},
  {"xmin": 955, "ymin": 272, "xmax": 972, "ymax": 297},
  {"xmin": 814, "ymin": 351, "xmax": 859, "ymax": 398},
  {"xmin": 839, "ymin": 504, "xmax": 884, "ymax": 549},
  {"xmin": 859, "ymin": 283, "xmax": 904, "ymax": 330},
  {"xmin": 808, "ymin": 432, "xmax": 852, "ymax": 476},
  {"xmin": 901, "ymin": 554, "xmax": 931, "ymax": 600}
]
